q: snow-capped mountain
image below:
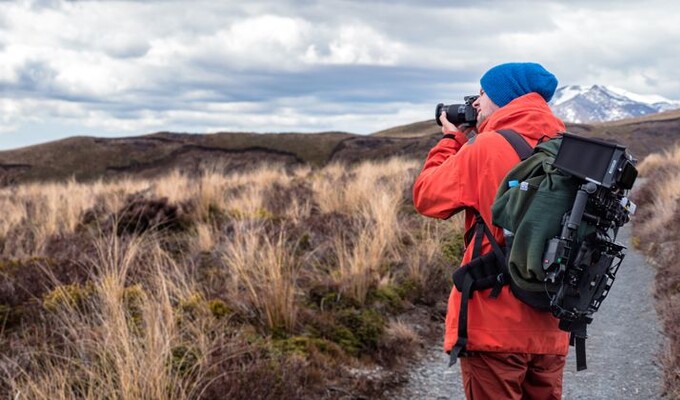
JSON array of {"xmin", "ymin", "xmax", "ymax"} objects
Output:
[{"xmin": 549, "ymin": 85, "xmax": 680, "ymax": 123}]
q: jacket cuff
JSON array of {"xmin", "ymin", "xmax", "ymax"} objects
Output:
[{"xmin": 441, "ymin": 131, "xmax": 468, "ymax": 145}]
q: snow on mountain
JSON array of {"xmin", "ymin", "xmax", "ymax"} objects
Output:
[{"xmin": 549, "ymin": 85, "xmax": 680, "ymax": 123}]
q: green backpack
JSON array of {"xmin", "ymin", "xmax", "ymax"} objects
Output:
[
  {"xmin": 492, "ymin": 137, "xmax": 592, "ymax": 293},
  {"xmin": 450, "ymin": 130, "xmax": 637, "ymax": 371}
]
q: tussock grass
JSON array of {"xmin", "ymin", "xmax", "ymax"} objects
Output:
[
  {"xmin": 313, "ymin": 158, "xmax": 419, "ymax": 215},
  {"xmin": 632, "ymin": 144, "xmax": 680, "ymax": 398},
  {"xmin": 193, "ymin": 223, "xmax": 216, "ymax": 254},
  {"xmin": 5, "ymin": 232, "xmax": 216, "ymax": 399},
  {"xmin": 154, "ymin": 170, "xmax": 196, "ymax": 205},
  {"xmin": 333, "ymin": 225, "xmax": 387, "ymax": 306},
  {"xmin": 636, "ymin": 145, "xmax": 680, "ymax": 240},
  {"xmin": 0, "ymin": 157, "xmax": 462, "ymax": 399},
  {"xmin": 221, "ymin": 224, "xmax": 299, "ymax": 332}
]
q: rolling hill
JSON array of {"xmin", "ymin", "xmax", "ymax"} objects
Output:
[{"xmin": 0, "ymin": 109, "xmax": 679, "ymax": 185}]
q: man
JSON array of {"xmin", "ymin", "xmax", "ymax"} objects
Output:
[{"xmin": 413, "ymin": 62, "xmax": 570, "ymax": 399}]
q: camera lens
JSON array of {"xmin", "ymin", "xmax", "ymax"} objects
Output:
[
  {"xmin": 435, "ymin": 103, "xmax": 445, "ymax": 126},
  {"xmin": 435, "ymin": 103, "xmax": 477, "ymax": 127}
]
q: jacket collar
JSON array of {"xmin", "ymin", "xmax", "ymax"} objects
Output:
[{"xmin": 478, "ymin": 92, "xmax": 566, "ymax": 141}]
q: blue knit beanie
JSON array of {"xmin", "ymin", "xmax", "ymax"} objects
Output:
[{"xmin": 480, "ymin": 62, "xmax": 557, "ymax": 107}]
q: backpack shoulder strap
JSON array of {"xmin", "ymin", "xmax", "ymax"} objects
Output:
[
  {"xmin": 497, "ymin": 129, "xmax": 533, "ymax": 161},
  {"xmin": 464, "ymin": 129, "xmax": 534, "ymax": 260}
]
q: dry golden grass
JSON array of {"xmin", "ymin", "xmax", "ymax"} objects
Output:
[
  {"xmin": 313, "ymin": 158, "xmax": 419, "ymax": 215},
  {"xmin": 221, "ymin": 224, "xmax": 299, "ymax": 332},
  {"xmin": 311, "ymin": 162, "xmax": 351, "ymax": 213},
  {"xmin": 633, "ymin": 144, "xmax": 680, "ymax": 398},
  {"xmin": 193, "ymin": 223, "xmax": 216, "ymax": 254},
  {"xmin": 384, "ymin": 319, "xmax": 421, "ymax": 346},
  {"xmin": 5, "ymin": 232, "xmax": 217, "ymax": 399},
  {"xmin": 0, "ymin": 177, "xmax": 154, "ymax": 256},
  {"xmin": 153, "ymin": 170, "xmax": 193, "ymax": 204},
  {"xmin": 404, "ymin": 216, "xmax": 463, "ymax": 287},
  {"xmin": 319, "ymin": 158, "xmax": 421, "ymax": 304},
  {"xmin": 635, "ymin": 144, "xmax": 680, "ymax": 238},
  {"xmin": 333, "ymin": 225, "xmax": 387, "ymax": 305},
  {"xmin": 0, "ymin": 157, "xmax": 463, "ymax": 399},
  {"xmin": 637, "ymin": 142, "xmax": 680, "ymax": 179}
]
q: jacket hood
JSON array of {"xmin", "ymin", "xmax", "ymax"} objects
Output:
[{"xmin": 478, "ymin": 92, "xmax": 565, "ymax": 141}]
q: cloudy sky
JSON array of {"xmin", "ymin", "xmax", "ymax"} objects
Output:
[{"xmin": 1, "ymin": 0, "xmax": 679, "ymax": 149}]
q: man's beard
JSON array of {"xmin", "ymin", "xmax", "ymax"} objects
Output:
[{"xmin": 476, "ymin": 113, "xmax": 488, "ymax": 128}]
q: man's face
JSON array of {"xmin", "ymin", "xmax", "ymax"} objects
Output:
[{"xmin": 473, "ymin": 88, "xmax": 500, "ymax": 127}]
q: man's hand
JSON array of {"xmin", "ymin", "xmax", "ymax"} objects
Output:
[
  {"xmin": 439, "ymin": 111, "xmax": 459, "ymax": 135},
  {"xmin": 439, "ymin": 112, "xmax": 475, "ymax": 144}
]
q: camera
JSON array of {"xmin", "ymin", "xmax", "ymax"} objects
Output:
[
  {"xmin": 552, "ymin": 133, "xmax": 638, "ymax": 190},
  {"xmin": 541, "ymin": 133, "xmax": 638, "ymax": 346},
  {"xmin": 435, "ymin": 95, "xmax": 479, "ymax": 127}
]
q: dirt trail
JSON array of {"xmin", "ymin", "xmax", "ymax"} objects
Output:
[{"xmin": 387, "ymin": 225, "xmax": 664, "ymax": 399}]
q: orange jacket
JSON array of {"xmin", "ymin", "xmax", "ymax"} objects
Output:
[{"xmin": 413, "ymin": 93, "xmax": 570, "ymax": 355}]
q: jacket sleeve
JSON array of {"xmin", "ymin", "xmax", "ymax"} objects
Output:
[{"xmin": 413, "ymin": 136, "xmax": 479, "ymax": 219}]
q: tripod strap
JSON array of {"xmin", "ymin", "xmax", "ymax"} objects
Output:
[
  {"xmin": 449, "ymin": 272, "xmax": 474, "ymax": 366},
  {"xmin": 570, "ymin": 333, "xmax": 588, "ymax": 371}
]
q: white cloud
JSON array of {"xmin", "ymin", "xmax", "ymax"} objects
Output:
[
  {"xmin": 141, "ymin": 14, "xmax": 405, "ymax": 72},
  {"xmin": 303, "ymin": 25, "xmax": 405, "ymax": 65},
  {"xmin": 2, "ymin": 0, "xmax": 680, "ymax": 149},
  {"xmin": 189, "ymin": 15, "xmax": 315, "ymax": 71},
  {"xmin": 227, "ymin": 15, "xmax": 310, "ymax": 52}
]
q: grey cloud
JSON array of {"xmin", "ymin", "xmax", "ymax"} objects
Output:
[
  {"xmin": 3, "ymin": 60, "xmax": 106, "ymax": 104},
  {"xmin": 105, "ymin": 43, "xmax": 151, "ymax": 59},
  {"xmin": 17, "ymin": 61, "xmax": 59, "ymax": 93},
  {"xmin": 95, "ymin": 39, "xmax": 152, "ymax": 59},
  {"xmin": 21, "ymin": 64, "xmax": 472, "ymax": 127},
  {"xmin": 59, "ymin": 37, "xmax": 152, "ymax": 59},
  {"xmin": 151, "ymin": 64, "xmax": 477, "ymax": 106},
  {"xmin": 643, "ymin": 75, "xmax": 658, "ymax": 88},
  {"xmin": 25, "ymin": 0, "xmax": 68, "ymax": 11}
]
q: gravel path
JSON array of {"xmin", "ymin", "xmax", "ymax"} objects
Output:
[{"xmin": 387, "ymin": 225, "xmax": 664, "ymax": 399}]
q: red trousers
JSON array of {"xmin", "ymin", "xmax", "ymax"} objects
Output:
[{"xmin": 460, "ymin": 352, "xmax": 565, "ymax": 399}]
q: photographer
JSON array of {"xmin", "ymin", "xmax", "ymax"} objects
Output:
[{"xmin": 413, "ymin": 62, "xmax": 569, "ymax": 399}]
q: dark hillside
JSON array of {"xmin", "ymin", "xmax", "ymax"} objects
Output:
[
  {"xmin": 330, "ymin": 134, "xmax": 439, "ymax": 164},
  {"xmin": 0, "ymin": 111, "xmax": 678, "ymax": 185},
  {"xmin": 372, "ymin": 120, "xmax": 439, "ymax": 138},
  {"xmin": 583, "ymin": 110, "xmax": 680, "ymax": 158},
  {"xmin": 372, "ymin": 114, "xmax": 680, "ymax": 161},
  {"xmin": 0, "ymin": 131, "xmax": 352, "ymax": 185},
  {"xmin": 0, "ymin": 129, "xmax": 440, "ymax": 186}
]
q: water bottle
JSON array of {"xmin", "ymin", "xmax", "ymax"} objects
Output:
[
  {"xmin": 503, "ymin": 229, "xmax": 514, "ymax": 253},
  {"xmin": 503, "ymin": 180, "xmax": 518, "ymax": 254}
]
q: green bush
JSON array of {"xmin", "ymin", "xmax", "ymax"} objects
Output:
[
  {"xmin": 441, "ymin": 231, "xmax": 465, "ymax": 264},
  {"xmin": 272, "ymin": 336, "xmax": 341, "ymax": 358},
  {"xmin": 42, "ymin": 283, "xmax": 95, "ymax": 313},
  {"xmin": 336, "ymin": 308, "xmax": 386, "ymax": 353},
  {"xmin": 170, "ymin": 345, "xmax": 200, "ymax": 375},
  {"xmin": 208, "ymin": 299, "xmax": 231, "ymax": 319}
]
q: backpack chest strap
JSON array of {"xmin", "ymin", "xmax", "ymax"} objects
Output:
[{"xmin": 463, "ymin": 212, "xmax": 507, "ymax": 266}]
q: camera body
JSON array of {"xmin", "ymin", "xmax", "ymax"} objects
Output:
[
  {"xmin": 552, "ymin": 133, "xmax": 637, "ymax": 190},
  {"xmin": 435, "ymin": 95, "xmax": 479, "ymax": 127}
]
